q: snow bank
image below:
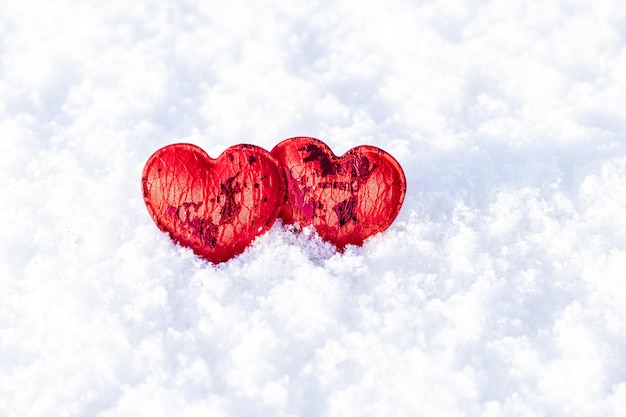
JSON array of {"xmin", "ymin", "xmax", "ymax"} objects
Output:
[{"xmin": 2, "ymin": 0, "xmax": 626, "ymax": 415}]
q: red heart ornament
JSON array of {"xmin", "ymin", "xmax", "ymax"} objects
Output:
[
  {"xmin": 142, "ymin": 143, "xmax": 286, "ymax": 263},
  {"xmin": 271, "ymin": 137, "xmax": 406, "ymax": 249}
]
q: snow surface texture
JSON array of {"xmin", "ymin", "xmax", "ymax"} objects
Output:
[{"xmin": 1, "ymin": 0, "xmax": 626, "ymax": 416}]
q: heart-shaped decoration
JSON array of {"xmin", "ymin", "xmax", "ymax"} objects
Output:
[
  {"xmin": 271, "ymin": 137, "xmax": 406, "ymax": 248},
  {"xmin": 142, "ymin": 143, "xmax": 285, "ymax": 263}
]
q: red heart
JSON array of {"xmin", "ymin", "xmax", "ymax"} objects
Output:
[
  {"xmin": 142, "ymin": 143, "xmax": 285, "ymax": 263},
  {"xmin": 271, "ymin": 137, "xmax": 406, "ymax": 249}
]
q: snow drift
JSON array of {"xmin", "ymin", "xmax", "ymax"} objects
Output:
[{"xmin": 1, "ymin": 0, "xmax": 626, "ymax": 416}]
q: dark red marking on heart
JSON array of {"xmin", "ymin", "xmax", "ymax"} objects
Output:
[
  {"xmin": 142, "ymin": 143, "xmax": 285, "ymax": 263},
  {"xmin": 271, "ymin": 137, "xmax": 406, "ymax": 249}
]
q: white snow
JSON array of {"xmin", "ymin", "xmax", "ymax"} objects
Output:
[{"xmin": 2, "ymin": 0, "xmax": 626, "ymax": 415}]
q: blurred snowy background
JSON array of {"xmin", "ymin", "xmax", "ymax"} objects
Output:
[{"xmin": 2, "ymin": 0, "xmax": 626, "ymax": 415}]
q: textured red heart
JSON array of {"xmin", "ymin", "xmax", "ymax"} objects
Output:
[
  {"xmin": 271, "ymin": 137, "xmax": 406, "ymax": 248},
  {"xmin": 142, "ymin": 143, "xmax": 285, "ymax": 263}
]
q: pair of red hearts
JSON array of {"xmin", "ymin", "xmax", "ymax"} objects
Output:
[{"xmin": 142, "ymin": 137, "xmax": 406, "ymax": 263}]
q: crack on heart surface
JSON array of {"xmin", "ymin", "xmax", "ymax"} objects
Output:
[
  {"xmin": 219, "ymin": 172, "xmax": 242, "ymax": 224},
  {"xmin": 166, "ymin": 203, "xmax": 219, "ymax": 248},
  {"xmin": 301, "ymin": 143, "xmax": 338, "ymax": 177},
  {"xmin": 334, "ymin": 195, "xmax": 358, "ymax": 227}
]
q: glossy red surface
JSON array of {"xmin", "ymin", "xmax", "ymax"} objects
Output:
[
  {"xmin": 272, "ymin": 137, "xmax": 406, "ymax": 249},
  {"xmin": 142, "ymin": 143, "xmax": 285, "ymax": 263}
]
